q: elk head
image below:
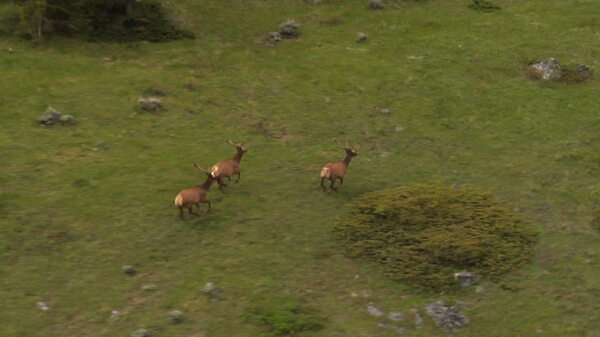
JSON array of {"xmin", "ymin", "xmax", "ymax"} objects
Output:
[{"xmin": 334, "ymin": 138, "xmax": 359, "ymax": 158}]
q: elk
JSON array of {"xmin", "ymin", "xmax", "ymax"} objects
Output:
[
  {"xmin": 210, "ymin": 139, "xmax": 249, "ymax": 191},
  {"xmin": 174, "ymin": 164, "xmax": 216, "ymax": 219},
  {"xmin": 320, "ymin": 139, "xmax": 359, "ymax": 192}
]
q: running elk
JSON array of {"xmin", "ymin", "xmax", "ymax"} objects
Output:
[
  {"xmin": 320, "ymin": 139, "xmax": 359, "ymax": 192},
  {"xmin": 210, "ymin": 139, "xmax": 249, "ymax": 191},
  {"xmin": 174, "ymin": 164, "xmax": 216, "ymax": 219}
]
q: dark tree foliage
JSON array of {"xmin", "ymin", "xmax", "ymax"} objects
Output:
[{"xmin": 18, "ymin": 0, "xmax": 191, "ymax": 41}]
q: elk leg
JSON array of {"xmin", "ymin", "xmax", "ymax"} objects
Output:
[
  {"xmin": 320, "ymin": 178, "xmax": 326, "ymax": 191},
  {"xmin": 235, "ymin": 172, "xmax": 240, "ymax": 183},
  {"xmin": 339, "ymin": 177, "xmax": 344, "ymax": 185},
  {"xmin": 201, "ymin": 200, "xmax": 211, "ymax": 213},
  {"xmin": 179, "ymin": 206, "xmax": 184, "ymax": 219},
  {"xmin": 330, "ymin": 178, "xmax": 338, "ymax": 192}
]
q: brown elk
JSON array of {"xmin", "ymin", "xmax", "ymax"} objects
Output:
[
  {"xmin": 210, "ymin": 139, "xmax": 249, "ymax": 191},
  {"xmin": 320, "ymin": 139, "xmax": 359, "ymax": 192},
  {"xmin": 174, "ymin": 164, "xmax": 216, "ymax": 219}
]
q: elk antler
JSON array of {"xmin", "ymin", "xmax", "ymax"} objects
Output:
[
  {"xmin": 334, "ymin": 138, "xmax": 347, "ymax": 149},
  {"xmin": 193, "ymin": 163, "xmax": 209, "ymax": 173},
  {"xmin": 226, "ymin": 139, "xmax": 242, "ymax": 147},
  {"xmin": 352, "ymin": 144, "xmax": 360, "ymax": 152}
]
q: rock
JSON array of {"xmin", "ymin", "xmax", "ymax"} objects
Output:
[
  {"xmin": 379, "ymin": 151, "xmax": 389, "ymax": 158},
  {"xmin": 122, "ymin": 265, "xmax": 136, "ymax": 276},
  {"xmin": 475, "ymin": 286, "xmax": 485, "ymax": 293},
  {"xmin": 7, "ymin": 47, "xmax": 14, "ymax": 53},
  {"xmin": 141, "ymin": 284, "xmax": 158, "ymax": 291},
  {"xmin": 388, "ymin": 311, "xmax": 404, "ymax": 321},
  {"xmin": 366, "ymin": 304, "xmax": 384, "ymax": 317},
  {"xmin": 102, "ymin": 57, "xmax": 114, "ymax": 63},
  {"xmin": 138, "ymin": 97, "xmax": 163, "ymax": 112},
  {"xmin": 411, "ymin": 308, "xmax": 424, "ymax": 328},
  {"xmin": 394, "ymin": 125, "xmax": 405, "ymax": 132},
  {"xmin": 368, "ymin": 0, "xmax": 385, "ymax": 9},
  {"xmin": 531, "ymin": 58, "xmax": 562, "ymax": 80},
  {"xmin": 202, "ymin": 282, "xmax": 222, "ymax": 300},
  {"xmin": 58, "ymin": 115, "xmax": 76, "ymax": 125},
  {"xmin": 131, "ymin": 328, "xmax": 150, "ymax": 337},
  {"xmin": 454, "ymin": 271, "xmax": 480, "ymax": 287},
  {"xmin": 324, "ymin": 97, "xmax": 331, "ymax": 104},
  {"xmin": 380, "ymin": 108, "xmax": 390, "ymax": 114},
  {"xmin": 269, "ymin": 31, "xmax": 282, "ymax": 43},
  {"xmin": 425, "ymin": 301, "xmax": 469, "ymax": 332},
  {"xmin": 279, "ymin": 20, "xmax": 300, "ymax": 38},
  {"xmin": 168, "ymin": 310, "xmax": 185, "ymax": 324},
  {"xmin": 37, "ymin": 301, "xmax": 49, "ymax": 311},
  {"xmin": 110, "ymin": 310, "xmax": 122, "ymax": 319},
  {"xmin": 356, "ymin": 32, "xmax": 368, "ymax": 43},
  {"xmin": 576, "ymin": 64, "xmax": 592, "ymax": 77},
  {"xmin": 38, "ymin": 107, "xmax": 64, "ymax": 126}
]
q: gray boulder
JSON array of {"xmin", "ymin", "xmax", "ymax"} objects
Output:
[
  {"xmin": 168, "ymin": 310, "xmax": 185, "ymax": 324},
  {"xmin": 279, "ymin": 20, "xmax": 300, "ymax": 38},
  {"xmin": 138, "ymin": 97, "xmax": 163, "ymax": 112},
  {"xmin": 368, "ymin": 0, "xmax": 384, "ymax": 9},
  {"xmin": 576, "ymin": 64, "xmax": 592, "ymax": 77},
  {"xmin": 454, "ymin": 271, "xmax": 480, "ymax": 287},
  {"xmin": 38, "ymin": 107, "xmax": 76, "ymax": 126},
  {"xmin": 531, "ymin": 58, "xmax": 562, "ymax": 80},
  {"xmin": 356, "ymin": 32, "xmax": 368, "ymax": 43},
  {"xmin": 425, "ymin": 301, "xmax": 469, "ymax": 332}
]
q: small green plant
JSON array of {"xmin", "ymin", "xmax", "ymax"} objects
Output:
[
  {"xmin": 468, "ymin": 0, "xmax": 500, "ymax": 12},
  {"xmin": 243, "ymin": 301, "xmax": 325, "ymax": 336},
  {"xmin": 334, "ymin": 184, "xmax": 538, "ymax": 290}
]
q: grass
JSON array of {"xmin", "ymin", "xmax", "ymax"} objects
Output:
[{"xmin": 0, "ymin": 0, "xmax": 599, "ymax": 336}]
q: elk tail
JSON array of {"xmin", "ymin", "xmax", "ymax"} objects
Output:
[
  {"xmin": 174, "ymin": 193, "xmax": 183, "ymax": 207},
  {"xmin": 320, "ymin": 167, "xmax": 330, "ymax": 179},
  {"xmin": 210, "ymin": 165, "xmax": 220, "ymax": 178}
]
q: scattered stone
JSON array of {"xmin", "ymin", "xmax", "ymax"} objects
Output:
[
  {"xmin": 394, "ymin": 125, "xmax": 405, "ymax": 132},
  {"xmin": 350, "ymin": 292, "xmax": 359, "ymax": 297},
  {"xmin": 411, "ymin": 308, "xmax": 424, "ymax": 328},
  {"xmin": 141, "ymin": 284, "xmax": 158, "ymax": 291},
  {"xmin": 425, "ymin": 301, "xmax": 469, "ymax": 332},
  {"xmin": 475, "ymin": 286, "xmax": 485, "ymax": 293},
  {"xmin": 324, "ymin": 97, "xmax": 331, "ymax": 104},
  {"xmin": 131, "ymin": 328, "xmax": 150, "ymax": 337},
  {"xmin": 269, "ymin": 31, "xmax": 282, "ymax": 43},
  {"xmin": 576, "ymin": 64, "xmax": 592, "ymax": 77},
  {"xmin": 37, "ymin": 301, "xmax": 49, "ymax": 311},
  {"xmin": 122, "ymin": 265, "xmax": 136, "ymax": 276},
  {"xmin": 536, "ymin": 328, "xmax": 545, "ymax": 333},
  {"xmin": 110, "ymin": 310, "xmax": 122, "ymax": 319},
  {"xmin": 168, "ymin": 310, "xmax": 185, "ymax": 324},
  {"xmin": 366, "ymin": 304, "xmax": 384, "ymax": 317},
  {"xmin": 38, "ymin": 107, "xmax": 76, "ymax": 126},
  {"xmin": 7, "ymin": 47, "xmax": 14, "ymax": 53},
  {"xmin": 531, "ymin": 58, "xmax": 562, "ymax": 80},
  {"xmin": 138, "ymin": 97, "xmax": 163, "ymax": 112},
  {"xmin": 201, "ymin": 282, "xmax": 222, "ymax": 300},
  {"xmin": 279, "ymin": 20, "xmax": 300, "ymax": 38},
  {"xmin": 379, "ymin": 151, "xmax": 389, "ymax": 158},
  {"xmin": 102, "ymin": 57, "xmax": 114, "ymax": 63},
  {"xmin": 356, "ymin": 32, "xmax": 368, "ymax": 43},
  {"xmin": 376, "ymin": 322, "xmax": 387, "ymax": 327},
  {"xmin": 388, "ymin": 311, "xmax": 404, "ymax": 321},
  {"xmin": 368, "ymin": 0, "xmax": 385, "ymax": 9},
  {"xmin": 380, "ymin": 108, "xmax": 390, "ymax": 114},
  {"xmin": 454, "ymin": 271, "xmax": 480, "ymax": 287}
]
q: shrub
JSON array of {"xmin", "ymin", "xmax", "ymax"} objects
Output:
[
  {"xmin": 16, "ymin": 0, "xmax": 192, "ymax": 42},
  {"xmin": 334, "ymin": 184, "xmax": 538, "ymax": 290},
  {"xmin": 243, "ymin": 301, "xmax": 325, "ymax": 336},
  {"xmin": 0, "ymin": 2, "xmax": 21, "ymax": 35}
]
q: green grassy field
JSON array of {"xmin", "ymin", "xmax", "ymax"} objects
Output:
[{"xmin": 1, "ymin": 0, "xmax": 599, "ymax": 336}]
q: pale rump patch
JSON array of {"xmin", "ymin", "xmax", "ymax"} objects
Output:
[
  {"xmin": 210, "ymin": 165, "xmax": 219, "ymax": 178},
  {"xmin": 174, "ymin": 194, "xmax": 183, "ymax": 207},
  {"xmin": 320, "ymin": 167, "xmax": 331, "ymax": 178}
]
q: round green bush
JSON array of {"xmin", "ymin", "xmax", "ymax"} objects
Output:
[{"xmin": 334, "ymin": 184, "xmax": 538, "ymax": 290}]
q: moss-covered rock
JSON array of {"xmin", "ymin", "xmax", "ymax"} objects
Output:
[{"xmin": 334, "ymin": 184, "xmax": 538, "ymax": 290}]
